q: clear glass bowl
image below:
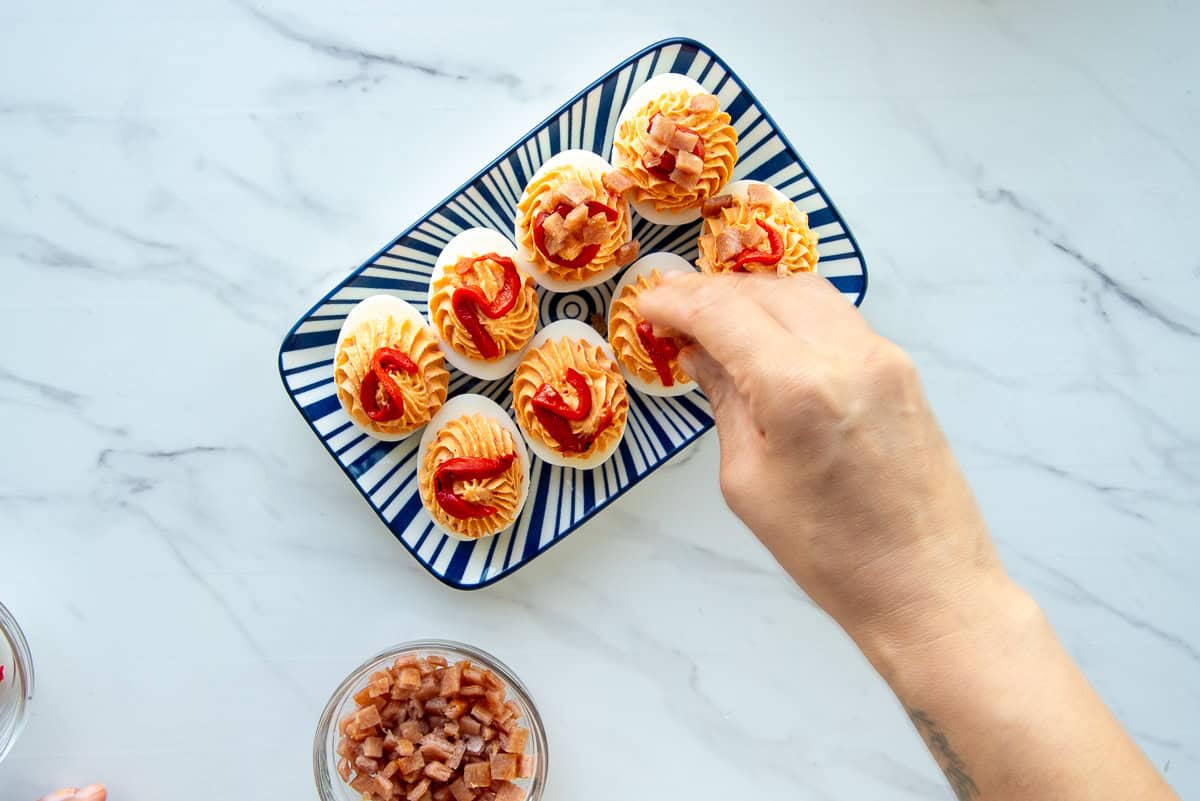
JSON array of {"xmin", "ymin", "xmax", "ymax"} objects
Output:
[
  {"xmin": 314, "ymin": 639, "xmax": 548, "ymax": 801},
  {"xmin": 0, "ymin": 600, "xmax": 34, "ymax": 764}
]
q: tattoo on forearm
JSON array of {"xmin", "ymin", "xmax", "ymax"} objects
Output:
[{"xmin": 905, "ymin": 706, "xmax": 980, "ymax": 801}]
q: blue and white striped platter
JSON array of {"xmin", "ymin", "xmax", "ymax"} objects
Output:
[{"xmin": 278, "ymin": 38, "xmax": 868, "ymax": 589}]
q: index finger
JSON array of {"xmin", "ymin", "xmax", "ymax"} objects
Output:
[{"xmin": 636, "ymin": 272, "xmax": 792, "ymax": 379}]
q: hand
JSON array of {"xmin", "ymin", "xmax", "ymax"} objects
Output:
[
  {"xmin": 638, "ymin": 272, "xmax": 1009, "ymax": 651},
  {"xmin": 38, "ymin": 786, "xmax": 106, "ymax": 801}
]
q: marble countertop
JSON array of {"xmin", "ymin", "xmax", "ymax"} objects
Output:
[{"xmin": 1, "ymin": 1, "xmax": 1196, "ymax": 799}]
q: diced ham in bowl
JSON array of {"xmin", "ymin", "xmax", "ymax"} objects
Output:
[{"xmin": 315, "ymin": 641, "xmax": 547, "ymax": 801}]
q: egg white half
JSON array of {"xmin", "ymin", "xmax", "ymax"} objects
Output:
[
  {"xmin": 607, "ymin": 252, "xmax": 698, "ymax": 398},
  {"xmin": 517, "ymin": 319, "xmax": 626, "ymax": 470},
  {"xmin": 417, "ymin": 393, "xmax": 532, "ymax": 542},
  {"xmin": 428, "ymin": 228, "xmax": 532, "ymax": 381},
  {"xmin": 612, "ymin": 72, "xmax": 716, "ymax": 227},
  {"xmin": 514, "ymin": 149, "xmax": 632, "ymax": 293},
  {"xmin": 336, "ymin": 294, "xmax": 438, "ymax": 443}
]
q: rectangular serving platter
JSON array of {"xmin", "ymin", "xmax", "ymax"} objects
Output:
[{"xmin": 278, "ymin": 37, "xmax": 868, "ymax": 589}]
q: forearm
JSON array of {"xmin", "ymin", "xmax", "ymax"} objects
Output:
[{"xmin": 853, "ymin": 575, "xmax": 1178, "ymax": 801}]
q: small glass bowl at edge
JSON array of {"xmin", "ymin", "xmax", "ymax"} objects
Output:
[{"xmin": 314, "ymin": 639, "xmax": 548, "ymax": 801}]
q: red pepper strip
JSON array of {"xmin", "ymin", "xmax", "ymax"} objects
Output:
[
  {"xmin": 434, "ymin": 454, "xmax": 516, "ymax": 519},
  {"xmin": 532, "ymin": 367, "xmax": 592, "ymax": 420},
  {"xmin": 532, "ymin": 367, "xmax": 610, "ymax": 454},
  {"xmin": 636, "ymin": 321, "xmax": 681, "ymax": 387},
  {"xmin": 360, "ymin": 347, "xmax": 419, "ymax": 422},
  {"xmin": 732, "ymin": 219, "xmax": 784, "ymax": 272},
  {"xmin": 532, "ymin": 201, "xmax": 618, "ymax": 269},
  {"xmin": 642, "ymin": 113, "xmax": 706, "ymax": 178},
  {"xmin": 451, "ymin": 253, "xmax": 522, "ymax": 359}
]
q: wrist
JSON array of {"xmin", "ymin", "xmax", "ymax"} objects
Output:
[{"xmin": 849, "ymin": 568, "xmax": 1046, "ymax": 691}]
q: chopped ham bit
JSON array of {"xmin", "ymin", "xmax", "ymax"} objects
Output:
[
  {"xmin": 425, "ymin": 761, "xmax": 454, "ymax": 782},
  {"xmin": 542, "ymin": 212, "xmax": 570, "ymax": 255},
  {"xmin": 643, "ymin": 136, "xmax": 668, "ymax": 158},
  {"xmin": 420, "ymin": 733, "xmax": 456, "ymax": 761},
  {"xmin": 741, "ymin": 221, "xmax": 767, "ymax": 250},
  {"xmin": 470, "ymin": 702, "xmax": 495, "ymax": 725},
  {"xmin": 399, "ymin": 668, "xmax": 422, "ymax": 690},
  {"xmin": 417, "ymin": 676, "xmax": 440, "ymax": 701},
  {"xmin": 602, "ymin": 169, "xmax": 637, "ymax": 195},
  {"xmin": 702, "ymin": 194, "xmax": 734, "ymax": 217},
  {"xmin": 369, "ymin": 673, "xmax": 392, "ymax": 697},
  {"xmin": 440, "ymin": 663, "xmax": 463, "ymax": 696},
  {"xmin": 501, "ymin": 728, "xmax": 529, "ymax": 754},
  {"xmin": 564, "ymin": 203, "xmax": 590, "ymax": 235},
  {"xmin": 490, "ymin": 754, "xmax": 518, "ymax": 781},
  {"xmin": 670, "ymin": 129, "xmax": 700, "ymax": 152},
  {"xmin": 649, "ymin": 114, "xmax": 677, "ymax": 145},
  {"xmin": 382, "ymin": 701, "xmax": 405, "ymax": 724},
  {"xmin": 357, "ymin": 705, "xmax": 383, "ymax": 729},
  {"xmin": 582, "ymin": 214, "xmax": 610, "ymax": 246},
  {"xmin": 448, "ymin": 740, "xmax": 468, "ymax": 770},
  {"xmin": 674, "ymin": 149, "xmax": 704, "ymax": 177},
  {"xmin": 556, "ymin": 181, "xmax": 591, "ymax": 207},
  {"xmin": 669, "ymin": 167, "xmax": 701, "ymax": 190},
  {"xmin": 746, "ymin": 182, "xmax": 775, "ymax": 207},
  {"xmin": 494, "ymin": 782, "xmax": 526, "ymax": 801},
  {"xmin": 407, "ymin": 779, "xmax": 431, "ymax": 801},
  {"xmin": 688, "ymin": 93, "xmax": 720, "ymax": 113},
  {"xmin": 446, "ymin": 698, "xmax": 469, "ymax": 720},
  {"xmin": 464, "ymin": 762, "xmax": 492, "ymax": 788},
  {"xmin": 716, "ymin": 229, "xmax": 742, "ymax": 262},
  {"xmin": 335, "ymin": 654, "xmax": 535, "ymax": 801},
  {"xmin": 407, "ymin": 699, "xmax": 425, "ymax": 721},
  {"xmin": 399, "ymin": 750, "xmax": 427, "ymax": 775},
  {"xmin": 450, "ymin": 779, "xmax": 475, "ymax": 801}
]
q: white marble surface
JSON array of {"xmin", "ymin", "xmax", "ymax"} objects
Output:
[{"xmin": 1, "ymin": 1, "xmax": 1197, "ymax": 798}]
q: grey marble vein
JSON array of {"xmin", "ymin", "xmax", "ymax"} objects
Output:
[
  {"xmin": 238, "ymin": 3, "xmax": 522, "ymax": 92},
  {"xmin": 1017, "ymin": 553, "xmax": 1200, "ymax": 666}
]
